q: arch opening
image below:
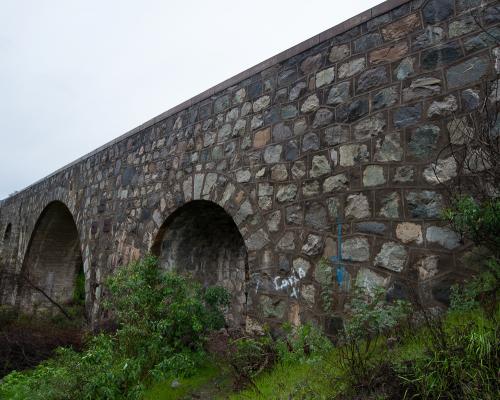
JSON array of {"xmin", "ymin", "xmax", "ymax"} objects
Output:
[
  {"xmin": 3, "ymin": 223, "xmax": 12, "ymax": 242},
  {"xmin": 19, "ymin": 201, "xmax": 84, "ymax": 315},
  {"xmin": 152, "ymin": 200, "xmax": 248, "ymax": 327}
]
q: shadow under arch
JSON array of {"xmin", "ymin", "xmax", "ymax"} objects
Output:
[
  {"xmin": 18, "ymin": 201, "xmax": 85, "ymax": 316},
  {"xmin": 3, "ymin": 223, "xmax": 12, "ymax": 242},
  {"xmin": 151, "ymin": 200, "xmax": 249, "ymax": 328}
]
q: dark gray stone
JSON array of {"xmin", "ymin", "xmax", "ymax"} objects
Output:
[
  {"xmin": 373, "ymin": 86, "xmax": 398, "ymax": 110},
  {"xmin": 393, "ymin": 104, "xmax": 421, "ymax": 128},
  {"xmin": 312, "ymin": 108, "xmax": 334, "ymax": 128},
  {"xmin": 464, "ymin": 28, "xmax": 500, "ymax": 54},
  {"xmin": 284, "ymin": 140, "xmax": 299, "ymax": 161},
  {"xmin": 324, "ymin": 125, "xmax": 349, "ymax": 146},
  {"xmin": 289, "ymin": 82, "xmax": 307, "ymax": 101},
  {"xmin": 446, "ymin": 57, "xmax": 489, "ymax": 89},
  {"xmin": 278, "ymin": 69, "xmax": 298, "ymax": 87},
  {"xmin": 354, "ymin": 32, "xmax": 383, "ymax": 53},
  {"xmin": 327, "ymin": 82, "xmax": 350, "ymax": 106},
  {"xmin": 302, "ymin": 132, "xmax": 320, "ymax": 152},
  {"xmin": 422, "ymin": 0, "xmax": 454, "ymax": 23},
  {"xmin": 412, "ymin": 26, "xmax": 445, "ymax": 50},
  {"xmin": 421, "ymin": 42, "xmax": 463, "ymax": 70},
  {"xmin": 462, "ymin": 88, "xmax": 480, "ymax": 110},
  {"xmin": 336, "ymin": 98, "xmax": 369, "ymax": 123},
  {"xmin": 281, "ymin": 104, "xmax": 298, "ymax": 120},
  {"xmin": 305, "ymin": 202, "xmax": 328, "ymax": 230},
  {"xmin": 286, "ymin": 204, "xmax": 303, "ymax": 225},
  {"xmin": 408, "ymin": 124, "xmax": 440, "ymax": 159},
  {"xmin": 357, "ymin": 67, "xmax": 388, "ymax": 92},
  {"xmin": 272, "ymin": 123, "xmax": 292, "ymax": 142},
  {"xmin": 355, "ymin": 221, "xmax": 387, "ymax": 235},
  {"xmin": 406, "ymin": 191, "xmax": 444, "ymax": 218},
  {"xmin": 214, "ymin": 94, "xmax": 230, "ymax": 113}
]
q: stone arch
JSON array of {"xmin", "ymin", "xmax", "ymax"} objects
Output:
[
  {"xmin": 18, "ymin": 201, "xmax": 85, "ymax": 315},
  {"xmin": 151, "ymin": 199, "xmax": 249, "ymax": 327},
  {"xmin": 3, "ymin": 223, "xmax": 12, "ymax": 242}
]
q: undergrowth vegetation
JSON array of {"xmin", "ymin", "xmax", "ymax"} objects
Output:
[
  {"xmin": 0, "ymin": 255, "xmax": 230, "ymax": 399},
  {"xmin": 1, "ymin": 245, "xmax": 498, "ymax": 399}
]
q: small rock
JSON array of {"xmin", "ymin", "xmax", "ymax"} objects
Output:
[
  {"xmin": 339, "ymin": 144, "xmax": 369, "ymax": 167},
  {"xmin": 393, "ymin": 104, "xmax": 421, "ymax": 128},
  {"xmin": 379, "ymin": 192, "xmax": 400, "ymax": 218},
  {"xmin": 276, "ymin": 184, "xmax": 298, "ymax": 203},
  {"xmin": 370, "ymin": 42, "xmax": 408, "ymax": 64},
  {"xmin": 316, "ymin": 67, "xmax": 335, "ymax": 88},
  {"xmin": 338, "ymin": 57, "xmax": 366, "ymax": 79},
  {"xmin": 357, "ymin": 66, "xmax": 388, "ymax": 92},
  {"xmin": 422, "ymin": 0, "xmax": 454, "ymax": 23},
  {"xmin": 342, "ymin": 237, "xmax": 370, "ymax": 262},
  {"xmin": 302, "ymin": 234, "xmax": 324, "ymax": 256},
  {"xmin": 396, "ymin": 222, "xmax": 423, "ymax": 244},
  {"xmin": 426, "ymin": 226, "xmax": 460, "ymax": 249},
  {"xmin": 263, "ymin": 145, "xmax": 282, "ymax": 163},
  {"xmin": 408, "ymin": 124, "xmax": 440, "ymax": 159},
  {"xmin": 374, "ymin": 242, "xmax": 408, "ymax": 272},
  {"xmin": 302, "ymin": 132, "xmax": 320, "ymax": 152},
  {"xmin": 271, "ymin": 164, "xmax": 288, "ymax": 181},
  {"xmin": 447, "ymin": 56, "xmax": 489, "ymax": 89},
  {"xmin": 312, "ymin": 108, "xmax": 334, "ymax": 128},
  {"xmin": 395, "ymin": 57, "xmax": 414, "ymax": 80},
  {"xmin": 363, "ymin": 165, "xmax": 385, "ymax": 187},
  {"xmin": 403, "ymin": 77, "xmax": 441, "ymax": 102},
  {"xmin": 427, "ymin": 95, "xmax": 458, "ymax": 118},
  {"xmin": 393, "ymin": 165, "xmax": 414, "ymax": 183},
  {"xmin": 406, "ymin": 191, "xmax": 444, "ymax": 218},
  {"xmin": 372, "ymin": 86, "xmax": 398, "ymax": 110},
  {"xmin": 354, "ymin": 114, "xmax": 386, "ymax": 141},
  {"xmin": 305, "ymin": 202, "xmax": 328, "ymax": 230},
  {"xmin": 356, "ymin": 268, "xmax": 388, "ymax": 295},
  {"xmin": 345, "ymin": 193, "xmax": 370, "ymax": 219},
  {"xmin": 310, "ymin": 155, "xmax": 331, "ymax": 178},
  {"xmin": 414, "ymin": 255, "xmax": 439, "ymax": 280},
  {"xmin": 382, "ymin": 13, "xmax": 421, "ymax": 41},
  {"xmin": 374, "ymin": 132, "xmax": 403, "ymax": 162},
  {"xmin": 329, "ymin": 44, "xmax": 350, "ymax": 62},
  {"xmin": 327, "ymin": 82, "xmax": 350, "ymax": 106},
  {"xmin": 423, "ymin": 156, "xmax": 457, "ymax": 184},
  {"xmin": 323, "ymin": 174, "xmax": 348, "ymax": 192},
  {"xmin": 301, "ymin": 95, "xmax": 320, "ymax": 113}
]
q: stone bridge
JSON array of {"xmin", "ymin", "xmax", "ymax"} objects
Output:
[{"xmin": 0, "ymin": 0, "xmax": 497, "ymax": 332}]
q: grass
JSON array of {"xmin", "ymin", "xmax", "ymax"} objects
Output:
[
  {"xmin": 229, "ymin": 352, "xmax": 345, "ymax": 400},
  {"xmin": 143, "ymin": 358, "xmax": 233, "ymax": 400}
]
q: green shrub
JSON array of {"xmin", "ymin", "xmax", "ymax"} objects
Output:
[
  {"xmin": 338, "ymin": 287, "xmax": 410, "ymax": 390},
  {"xmin": 450, "ymin": 257, "xmax": 499, "ymax": 313},
  {"xmin": 276, "ymin": 322, "xmax": 333, "ymax": 364},
  {"xmin": 443, "ymin": 196, "xmax": 500, "ymax": 256},
  {"xmin": 398, "ymin": 308, "xmax": 499, "ymax": 400},
  {"xmin": 398, "ymin": 264, "xmax": 500, "ymax": 400},
  {"xmin": 0, "ymin": 255, "xmax": 230, "ymax": 400}
]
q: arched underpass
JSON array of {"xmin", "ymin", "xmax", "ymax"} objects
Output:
[
  {"xmin": 152, "ymin": 200, "xmax": 248, "ymax": 327},
  {"xmin": 18, "ymin": 201, "xmax": 84, "ymax": 316}
]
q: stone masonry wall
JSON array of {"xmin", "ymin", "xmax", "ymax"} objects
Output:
[{"xmin": 0, "ymin": 0, "xmax": 499, "ymax": 332}]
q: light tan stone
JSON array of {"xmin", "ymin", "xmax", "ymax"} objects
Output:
[
  {"xmin": 253, "ymin": 128, "xmax": 270, "ymax": 148},
  {"xmin": 369, "ymin": 42, "xmax": 408, "ymax": 64},
  {"xmin": 382, "ymin": 13, "xmax": 421, "ymax": 41},
  {"xmin": 396, "ymin": 222, "xmax": 423, "ymax": 244}
]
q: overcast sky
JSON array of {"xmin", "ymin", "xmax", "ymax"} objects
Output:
[{"xmin": 0, "ymin": 0, "xmax": 382, "ymax": 199}]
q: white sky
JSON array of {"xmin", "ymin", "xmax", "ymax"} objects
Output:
[{"xmin": 0, "ymin": 0, "xmax": 383, "ymax": 199}]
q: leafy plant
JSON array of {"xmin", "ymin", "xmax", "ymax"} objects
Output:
[
  {"xmin": 443, "ymin": 196, "xmax": 500, "ymax": 256},
  {"xmin": 0, "ymin": 255, "xmax": 230, "ymax": 400},
  {"xmin": 338, "ymin": 287, "xmax": 410, "ymax": 390}
]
